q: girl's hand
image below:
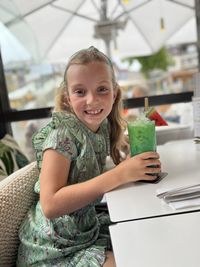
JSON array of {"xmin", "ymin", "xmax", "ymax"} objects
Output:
[{"xmin": 115, "ymin": 151, "xmax": 161, "ymax": 184}]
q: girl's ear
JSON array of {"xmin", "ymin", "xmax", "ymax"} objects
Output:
[
  {"xmin": 113, "ymin": 84, "xmax": 120, "ymax": 103},
  {"xmin": 67, "ymin": 95, "xmax": 71, "ymax": 104},
  {"xmin": 113, "ymin": 92, "xmax": 117, "ymax": 103},
  {"xmin": 63, "ymin": 92, "xmax": 74, "ymax": 112},
  {"xmin": 63, "ymin": 91, "xmax": 73, "ymax": 112},
  {"xmin": 63, "ymin": 91, "xmax": 70, "ymax": 104}
]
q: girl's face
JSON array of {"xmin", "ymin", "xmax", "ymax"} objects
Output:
[{"xmin": 66, "ymin": 61, "xmax": 116, "ymax": 132}]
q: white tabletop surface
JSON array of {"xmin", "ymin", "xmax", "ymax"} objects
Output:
[
  {"xmin": 106, "ymin": 139, "xmax": 200, "ymax": 222},
  {"xmin": 110, "ymin": 211, "xmax": 200, "ymax": 267}
]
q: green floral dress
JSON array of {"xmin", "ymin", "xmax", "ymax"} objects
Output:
[{"xmin": 17, "ymin": 112, "xmax": 112, "ymax": 267}]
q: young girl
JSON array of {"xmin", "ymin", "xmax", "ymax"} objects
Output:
[{"xmin": 17, "ymin": 46, "xmax": 161, "ymax": 267}]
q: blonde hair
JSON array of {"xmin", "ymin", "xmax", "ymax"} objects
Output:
[{"xmin": 54, "ymin": 46, "xmax": 127, "ymax": 165}]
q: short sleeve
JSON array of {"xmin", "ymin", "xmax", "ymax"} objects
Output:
[
  {"xmin": 42, "ymin": 126, "xmax": 77, "ymax": 159},
  {"xmin": 32, "ymin": 121, "xmax": 77, "ymax": 171}
]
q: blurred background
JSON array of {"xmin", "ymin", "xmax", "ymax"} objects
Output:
[{"xmin": 0, "ymin": 0, "xmax": 198, "ymax": 160}]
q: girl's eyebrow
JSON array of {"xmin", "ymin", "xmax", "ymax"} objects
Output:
[
  {"xmin": 70, "ymin": 84, "xmax": 85, "ymax": 89},
  {"xmin": 97, "ymin": 80, "xmax": 110, "ymax": 85}
]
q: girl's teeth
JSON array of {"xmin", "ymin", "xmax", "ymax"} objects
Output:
[{"xmin": 86, "ymin": 110, "xmax": 101, "ymax": 114}]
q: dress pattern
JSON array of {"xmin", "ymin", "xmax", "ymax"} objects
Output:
[{"xmin": 17, "ymin": 112, "xmax": 112, "ymax": 267}]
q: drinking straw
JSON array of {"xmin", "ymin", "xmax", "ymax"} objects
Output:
[{"xmin": 144, "ymin": 97, "xmax": 149, "ymax": 112}]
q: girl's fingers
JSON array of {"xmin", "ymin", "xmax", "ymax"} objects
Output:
[
  {"xmin": 144, "ymin": 166, "xmax": 161, "ymax": 174},
  {"xmin": 145, "ymin": 159, "xmax": 161, "ymax": 167},
  {"xmin": 139, "ymin": 151, "xmax": 160, "ymax": 159}
]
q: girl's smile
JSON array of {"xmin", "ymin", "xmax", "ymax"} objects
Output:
[
  {"xmin": 66, "ymin": 61, "xmax": 116, "ymax": 132},
  {"xmin": 84, "ymin": 109, "xmax": 103, "ymax": 115}
]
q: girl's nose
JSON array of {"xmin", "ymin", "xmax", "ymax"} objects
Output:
[{"xmin": 86, "ymin": 92, "xmax": 96, "ymax": 105}]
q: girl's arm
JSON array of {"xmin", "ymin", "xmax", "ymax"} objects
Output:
[{"xmin": 40, "ymin": 149, "xmax": 161, "ymax": 219}]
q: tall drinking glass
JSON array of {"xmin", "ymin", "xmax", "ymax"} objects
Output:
[{"xmin": 127, "ymin": 115, "xmax": 156, "ymax": 157}]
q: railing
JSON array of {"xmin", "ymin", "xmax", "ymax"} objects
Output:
[{"xmin": 0, "ymin": 91, "xmax": 193, "ymax": 123}]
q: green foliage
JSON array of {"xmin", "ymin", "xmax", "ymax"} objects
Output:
[
  {"xmin": 0, "ymin": 136, "xmax": 29, "ymax": 178},
  {"xmin": 124, "ymin": 47, "xmax": 174, "ymax": 77}
]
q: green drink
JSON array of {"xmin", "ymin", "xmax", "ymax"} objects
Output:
[{"xmin": 128, "ymin": 115, "xmax": 156, "ymax": 157}]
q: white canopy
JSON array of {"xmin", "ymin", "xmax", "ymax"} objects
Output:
[
  {"xmin": 0, "ymin": 0, "xmax": 195, "ymax": 63},
  {"xmin": 167, "ymin": 17, "xmax": 197, "ymax": 46}
]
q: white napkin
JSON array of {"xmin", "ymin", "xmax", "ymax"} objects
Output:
[
  {"xmin": 168, "ymin": 198, "xmax": 200, "ymax": 210},
  {"xmin": 156, "ymin": 183, "xmax": 200, "ymax": 210}
]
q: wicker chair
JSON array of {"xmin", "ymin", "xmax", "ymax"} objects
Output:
[{"xmin": 0, "ymin": 161, "xmax": 39, "ymax": 267}]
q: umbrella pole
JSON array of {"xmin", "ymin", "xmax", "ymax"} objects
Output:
[
  {"xmin": 195, "ymin": 0, "xmax": 200, "ymax": 71},
  {"xmin": 100, "ymin": 0, "xmax": 111, "ymax": 58},
  {"xmin": 104, "ymin": 38, "xmax": 111, "ymax": 58}
]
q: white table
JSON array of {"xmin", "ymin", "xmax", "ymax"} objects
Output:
[
  {"xmin": 110, "ymin": 211, "xmax": 200, "ymax": 267},
  {"xmin": 106, "ymin": 139, "xmax": 200, "ymax": 222}
]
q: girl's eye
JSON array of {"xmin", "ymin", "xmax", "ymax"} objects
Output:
[
  {"xmin": 74, "ymin": 89, "xmax": 85, "ymax": 96},
  {"xmin": 98, "ymin": 87, "xmax": 109, "ymax": 94}
]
